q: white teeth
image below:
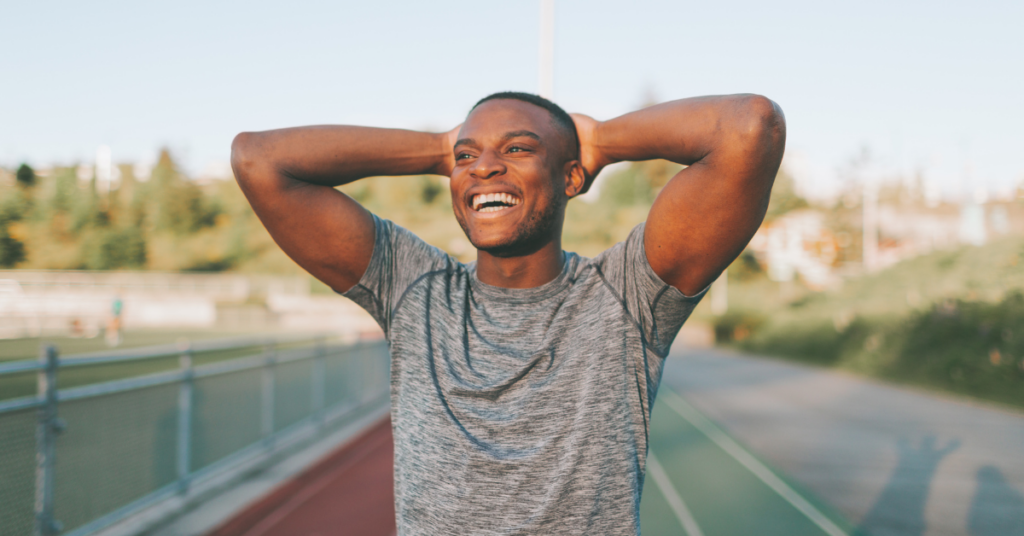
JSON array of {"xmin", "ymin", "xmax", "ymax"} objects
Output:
[{"xmin": 471, "ymin": 193, "xmax": 521, "ymax": 211}]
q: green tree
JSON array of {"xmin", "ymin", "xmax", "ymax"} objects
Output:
[
  {"xmin": 83, "ymin": 227, "xmax": 147, "ymax": 269},
  {"xmin": 0, "ymin": 228, "xmax": 25, "ymax": 267},
  {"xmin": 70, "ymin": 177, "xmax": 101, "ymax": 233},
  {"xmin": 599, "ymin": 165, "xmax": 653, "ymax": 208},
  {"xmin": 420, "ymin": 176, "xmax": 444, "ymax": 204},
  {"xmin": 0, "ymin": 199, "xmax": 25, "ymax": 267},
  {"xmin": 15, "ymin": 163, "xmax": 35, "ymax": 187},
  {"xmin": 48, "ymin": 166, "xmax": 77, "ymax": 215},
  {"xmin": 148, "ymin": 149, "xmax": 219, "ymax": 234}
]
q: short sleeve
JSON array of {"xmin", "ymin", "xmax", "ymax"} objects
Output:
[
  {"xmin": 341, "ymin": 215, "xmax": 453, "ymax": 338},
  {"xmin": 592, "ymin": 223, "xmax": 708, "ymax": 356}
]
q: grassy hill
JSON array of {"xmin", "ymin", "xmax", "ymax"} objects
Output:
[{"xmin": 716, "ymin": 235, "xmax": 1024, "ymax": 408}]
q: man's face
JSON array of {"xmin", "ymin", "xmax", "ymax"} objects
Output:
[{"xmin": 450, "ymin": 99, "xmax": 575, "ymax": 256}]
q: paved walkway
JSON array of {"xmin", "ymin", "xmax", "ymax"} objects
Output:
[{"xmin": 663, "ymin": 348, "xmax": 1024, "ymax": 536}]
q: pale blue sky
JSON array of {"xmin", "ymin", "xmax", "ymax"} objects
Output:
[{"xmin": 3, "ymin": 0, "xmax": 1022, "ymax": 199}]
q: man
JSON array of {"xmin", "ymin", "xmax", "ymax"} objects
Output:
[{"xmin": 231, "ymin": 92, "xmax": 785, "ymax": 535}]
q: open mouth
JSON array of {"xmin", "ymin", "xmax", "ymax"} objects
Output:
[{"xmin": 471, "ymin": 193, "xmax": 522, "ymax": 213}]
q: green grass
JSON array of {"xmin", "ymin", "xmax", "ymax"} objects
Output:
[
  {"xmin": 714, "ymin": 234, "xmax": 1024, "ymax": 409},
  {"xmin": 0, "ymin": 329, "xmax": 278, "ymax": 362}
]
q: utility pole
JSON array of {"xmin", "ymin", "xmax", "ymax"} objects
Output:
[
  {"xmin": 862, "ymin": 179, "xmax": 879, "ymax": 272},
  {"xmin": 96, "ymin": 145, "xmax": 112, "ymax": 196},
  {"xmin": 538, "ymin": 0, "xmax": 554, "ymax": 99}
]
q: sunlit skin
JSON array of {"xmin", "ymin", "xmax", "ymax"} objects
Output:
[
  {"xmin": 230, "ymin": 94, "xmax": 786, "ymax": 297},
  {"xmin": 449, "ymin": 99, "xmax": 585, "ymax": 287}
]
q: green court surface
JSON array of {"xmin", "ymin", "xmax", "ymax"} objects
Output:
[{"xmin": 640, "ymin": 389, "xmax": 857, "ymax": 536}]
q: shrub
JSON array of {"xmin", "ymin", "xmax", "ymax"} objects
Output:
[
  {"xmin": 83, "ymin": 227, "xmax": 147, "ymax": 270},
  {"xmin": 713, "ymin": 310, "xmax": 767, "ymax": 344}
]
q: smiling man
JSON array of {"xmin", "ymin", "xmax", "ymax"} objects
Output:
[{"xmin": 231, "ymin": 92, "xmax": 786, "ymax": 535}]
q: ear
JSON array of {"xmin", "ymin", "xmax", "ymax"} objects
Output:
[{"xmin": 563, "ymin": 160, "xmax": 586, "ymax": 198}]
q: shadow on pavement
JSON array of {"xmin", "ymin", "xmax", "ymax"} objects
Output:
[
  {"xmin": 968, "ymin": 465, "xmax": 1024, "ymax": 536},
  {"xmin": 856, "ymin": 436, "xmax": 959, "ymax": 536}
]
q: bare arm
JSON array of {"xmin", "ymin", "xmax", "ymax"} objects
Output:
[
  {"xmin": 574, "ymin": 95, "xmax": 786, "ymax": 296},
  {"xmin": 231, "ymin": 125, "xmax": 457, "ymax": 292}
]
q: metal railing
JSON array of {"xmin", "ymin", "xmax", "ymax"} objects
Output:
[{"xmin": 0, "ymin": 335, "xmax": 390, "ymax": 536}]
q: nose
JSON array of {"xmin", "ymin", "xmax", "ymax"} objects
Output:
[{"xmin": 470, "ymin": 150, "xmax": 505, "ymax": 180}]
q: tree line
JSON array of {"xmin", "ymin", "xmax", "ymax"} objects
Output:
[{"xmin": 1, "ymin": 152, "xmax": 804, "ymax": 272}]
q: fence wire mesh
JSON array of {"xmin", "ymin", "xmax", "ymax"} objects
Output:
[
  {"xmin": 325, "ymin": 346, "xmax": 357, "ymax": 408},
  {"xmin": 54, "ymin": 384, "xmax": 179, "ymax": 534},
  {"xmin": 0, "ymin": 408, "xmax": 38, "ymax": 536},
  {"xmin": 274, "ymin": 358, "xmax": 314, "ymax": 431},
  {"xmin": 0, "ymin": 338, "xmax": 388, "ymax": 536},
  {"xmin": 191, "ymin": 368, "xmax": 262, "ymax": 472}
]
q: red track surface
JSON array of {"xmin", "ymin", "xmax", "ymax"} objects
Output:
[{"xmin": 208, "ymin": 417, "xmax": 396, "ymax": 536}]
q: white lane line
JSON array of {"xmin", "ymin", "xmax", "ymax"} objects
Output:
[
  {"xmin": 660, "ymin": 389, "xmax": 848, "ymax": 536},
  {"xmin": 647, "ymin": 452, "xmax": 705, "ymax": 536}
]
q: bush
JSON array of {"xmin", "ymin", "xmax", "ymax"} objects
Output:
[
  {"xmin": 0, "ymin": 227, "xmax": 25, "ymax": 267},
  {"xmin": 713, "ymin": 310, "xmax": 767, "ymax": 344},
  {"xmin": 15, "ymin": 164, "xmax": 35, "ymax": 188},
  {"xmin": 888, "ymin": 293, "xmax": 1024, "ymax": 406},
  {"xmin": 734, "ymin": 293, "xmax": 1024, "ymax": 408},
  {"xmin": 83, "ymin": 227, "xmax": 147, "ymax": 270},
  {"xmin": 739, "ymin": 315, "xmax": 879, "ymax": 367}
]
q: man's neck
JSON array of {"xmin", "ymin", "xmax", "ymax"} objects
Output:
[{"xmin": 475, "ymin": 239, "xmax": 565, "ymax": 289}]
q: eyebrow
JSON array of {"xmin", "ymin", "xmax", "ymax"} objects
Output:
[
  {"xmin": 453, "ymin": 130, "xmax": 542, "ymax": 150},
  {"xmin": 502, "ymin": 130, "xmax": 541, "ymax": 142}
]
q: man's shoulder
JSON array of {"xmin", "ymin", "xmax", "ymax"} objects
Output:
[
  {"xmin": 376, "ymin": 216, "xmax": 462, "ymax": 268},
  {"xmin": 588, "ymin": 223, "xmax": 646, "ymax": 271}
]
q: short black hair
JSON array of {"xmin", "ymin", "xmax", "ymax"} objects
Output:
[{"xmin": 470, "ymin": 91, "xmax": 579, "ymax": 160}]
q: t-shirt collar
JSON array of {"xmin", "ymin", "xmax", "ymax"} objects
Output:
[{"xmin": 468, "ymin": 252, "xmax": 576, "ymax": 304}]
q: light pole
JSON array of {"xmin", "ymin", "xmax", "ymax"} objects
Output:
[
  {"xmin": 539, "ymin": 0, "xmax": 554, "ymax": 99},
  {"xmin": 862, "ymin": 180, "xmax": 878, "ymax": 272}
]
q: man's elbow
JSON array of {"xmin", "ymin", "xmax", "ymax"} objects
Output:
[
  {"xmin": 230, "ymin": 131, "xmax": 265, "ymax": 185},
  {"xmin": 737, "ymin": 94, "xmax": 786, "ymax": 152}
]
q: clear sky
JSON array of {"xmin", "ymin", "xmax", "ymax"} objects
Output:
[{"xmin": 3, "ymin": 0, "xmax": 1022, "ymax": 199}]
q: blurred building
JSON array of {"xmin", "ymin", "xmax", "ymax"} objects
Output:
[
  {"xmin": 749, "ymin": 209, "xmax": 838, "ymax": 289},
  {"xmin": 748, "ymin": 197, "xmax": 1024, "ymax": 288}
]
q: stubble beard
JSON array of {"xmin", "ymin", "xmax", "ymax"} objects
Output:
[{"xmin": 456, "ymin": 197, "xmax": 564, "ymax": 258}]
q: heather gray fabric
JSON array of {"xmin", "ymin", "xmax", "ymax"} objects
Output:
[{"xmin": 343, "ymin": 215, "xmax": 706, "ymax": 536}]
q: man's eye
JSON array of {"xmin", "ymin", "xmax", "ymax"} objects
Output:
[
  {"xmin": 508, "ymin": 146, "xmax": 526, "ymax": 153},
  {"xmin": 456, "ymin": 153, "xmax": 473, "ymax": 160}
]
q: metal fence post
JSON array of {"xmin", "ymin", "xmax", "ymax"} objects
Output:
[
  {"xmin": 261, "ymin": 341, "xmax": 276, "ymax": 448},
  {"xmin": 311, "ymin": 337, "xmax": 326, "ymax": 429},
  {"xmin": 176, "ymin": 341, "xmax": 194, "ymax": 494},
  {"xmin": 34, "ymin": 344, "xmax": 62, "ymax": 536}
]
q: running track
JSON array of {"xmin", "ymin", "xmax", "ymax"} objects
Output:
[
  {"xmin": 207, "ymin": 418, "xmax": 396, "ymax": 536},
  {"xmin": 208, "ymin": 349, "xmax": 1024, "ymax": 535}
]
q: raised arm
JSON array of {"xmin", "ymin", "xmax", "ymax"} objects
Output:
[
  {"xmin": 574, "ymin": 95, "xmax": 786, "ymax": 296},
  {"xmin": 231, "ymin": 125, "xmax": 457, "ymax": 292}
]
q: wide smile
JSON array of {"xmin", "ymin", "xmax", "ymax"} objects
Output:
[{"xmin": 470, "ymin": 192, "xmax": 522, "ymax": 214}]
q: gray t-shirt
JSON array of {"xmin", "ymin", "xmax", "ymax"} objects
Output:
[{"xmin": 344, "ymin": 215, "xmax": 705, "ymax": 535}]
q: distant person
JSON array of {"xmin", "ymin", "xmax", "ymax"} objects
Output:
[
  {"xmin": 105, "ymin": 295, "xmax": 123, "ymax": 346},
  {"xmin": 232, "ymin": 93, "xmax": 785, "ymax": 535},
  {"xmin": 69, "ymin": 317, "xmax": 83, "ymax": 338}
]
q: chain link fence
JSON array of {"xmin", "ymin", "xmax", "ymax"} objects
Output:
[
  {"xmin": 0, "ymin": 407, "xmax": 37, "ymax": 536},
  {"xmin": 0, "ymin": 335, "xmax": 389, "ymax": 536}
]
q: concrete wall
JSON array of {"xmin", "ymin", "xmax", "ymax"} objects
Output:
[{"xmin": 0, "ymin": 271, "xmax": 378, "ymax": 339}]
